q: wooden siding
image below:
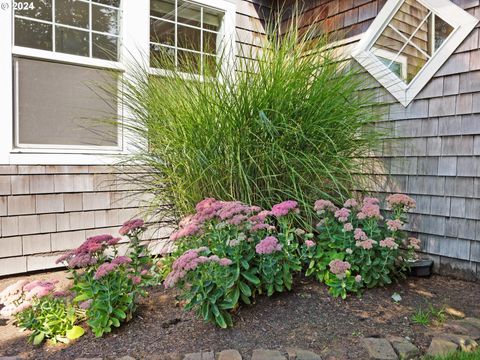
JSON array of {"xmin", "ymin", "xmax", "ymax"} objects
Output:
[{"xmin": 281, "ymin": 0, "xmax": 480, "ymax": 279}]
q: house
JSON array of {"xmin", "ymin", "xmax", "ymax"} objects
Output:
[{"xmin": 0, "ymin": 0, "xmax": 479, "ymax": 280}]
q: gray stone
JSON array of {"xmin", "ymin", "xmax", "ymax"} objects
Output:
[
  {"xmin": 285, "ymin": 348, "xmax": 322, "ymax": 360},
  {"xmin": 117, "ymin": 357, "xmax": 136, "ymax": 360},
  {"xmin": 218, "ymin": 350, "xmax": 242, "ymax": 360},
  {"xmin": 387, "ymin": 337, "xmax": 420, "ymax": 360},
  {"xmin": 0, "ymin": 357, "xmax": 23, "ymax": 360},
  {"xmin": 147, "ymin": 354, "xmax": 181, "ymax": 360},
  {"xmin": 251, "ymin": 349, "xmax": 286, "ymax": 360},
  {"xmin": 464, "ymin": 318, "xmax": 480, "ymax": 330},
  {"xmin": 74, "ymin": 358, "xmax": 102, "ymax": 360},
  {"xmin": 362, "ymin": 338, "xmax": 398, "ymax": 360},
  {"xmin": 439, "ymin": 333, "xmax": 478, "ymax": 352},
  {"xmin": 427, "ymin": 337, "xmax": 458, "ymax": 356},
  {"xmin": 183, "ymin": 352, "xmax": 214, "ymax": 360},
  {"xmin": 444, "ymin": 320, "xmax": 480, "ymax": 340}
]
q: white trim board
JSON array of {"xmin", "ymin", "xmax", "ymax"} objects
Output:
[{"xmin": 352, "ymin": 0, "xmax": 479, "ymax": 107}]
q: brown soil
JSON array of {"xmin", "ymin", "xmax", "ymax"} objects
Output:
[{"xmin": 0, "ymin": 271, "xmax": 479, "ymax": 360}]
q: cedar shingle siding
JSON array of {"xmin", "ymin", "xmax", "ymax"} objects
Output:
[{"xmin": 284, "ymin": 0, "xmax": 480, "ymax": 279}]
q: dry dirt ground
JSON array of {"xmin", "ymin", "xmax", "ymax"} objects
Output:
[{"xmin": 0, "ymin": 271, "xmax": 479, "ymax": 360}]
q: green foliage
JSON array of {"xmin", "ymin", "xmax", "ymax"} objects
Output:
[
  {"xmin": 411, "ymin": 305, "xmax": 447, "ymax": 326},
  {"xmin": 421, "ymin": 349, "xmax": 480, "ymax": 360},
  {"xmin": 64, "ymin": 221, "xmax": 157, "ymax": 337},
  {"xmin": 411, "ymin": 308, "xmax": 431, "ymax": 326},
  {"xmin": 299, "ymin": 194, "xmax": 418, "ymax": 297},
  {"xmin": 118, "ymin": 13, "xmax": 382, "ymax": 224},
  {"xmin": 165, "ymin": 199, "xmax": 301, "ymax": 328},
  {"xmin": 15, "ymin": 295, "xmax": 85, "ymax": 345}
]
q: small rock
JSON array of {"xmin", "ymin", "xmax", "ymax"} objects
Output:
[
  {"xmin": 183, "ymin": 352, "xmax": 214, "ymax": 360},
  {"xmin": 117, "ymin": 357, "xmax": 136, "ymax": 360},
  {"xmin": 218, "ymin": 350, "xmax": 242, "ymax": 360},
  {"xmin": 427, "ymin": 337, "xmax": 458, "ymax": 356},
  {"xmin": 444, "ymin": 320, "xmax": 480, "ymax": 340},
  {"xmin": 439, "ymin": 334, "xmax": 478, "ymax": 352},
  {"xmin": 445, "ymin": 307, "xmax": 465, "ymax": 319},
  {"xmin": 74, "ymin": 358, "xmax": 102, "ymax": 360},
  {"xmin": 362, "ymin": 338, "xmax": 398, "ymax": 360},
  {"xmin": 251, "ymin": 349, "xmax": 286, "ymax": 360},
  {"xmin": 147, "ymin": 353, "xmax": 182, "ymax": 360},
  {"xmin": 0, "ymin": 357, "xmax": 22, "ymax": 360},
  {"xmin": 464, "ymin": 318, "xmax": 480, "ymax": 330},
  {"xmin": 387, "ymin": 337, "xmax": 420, "ymax": 360},
  {"xmin": 285, "ymin": 348, "xmax": 322, "ymax": 360}
]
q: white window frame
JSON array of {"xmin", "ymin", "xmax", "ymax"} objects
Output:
[
  {"xmin": 352, "ymin": 0, "xmax": 479, "ymax": 107},
  {"xmin": 0, "ymin": 0, "xmax": 236, "ymax": 165}
]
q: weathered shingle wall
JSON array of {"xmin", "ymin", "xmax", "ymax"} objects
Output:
[
  {"xmin": 0, "ymin": 165, "xmax": 161, "ymax": 276},
  {"xmin": 286, "ymin": 0, "xmax": 480, "ymax": 279}
]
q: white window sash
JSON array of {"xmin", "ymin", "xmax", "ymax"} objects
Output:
[{"xmin": 0, "ymin": 0, "xmax": 236, "ymax": 165}]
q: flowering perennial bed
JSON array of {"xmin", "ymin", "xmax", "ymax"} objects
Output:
[{"xmin": 0, "ymin": 193, "xmax": 421, "ymax": 345}]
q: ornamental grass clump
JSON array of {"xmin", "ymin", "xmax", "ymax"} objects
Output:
[
  {"xmin": 164, "ymin": 198, "xmax": 302, "ymax": 328},
  {"xmin": 299, "ymin": 193, "xmax": 419, "ymax": 298},
  {"xmin": 118, "ymin": 13, "xmax": 382, "ymax": 224}
]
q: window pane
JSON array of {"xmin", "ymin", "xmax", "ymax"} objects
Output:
[
  {"xmin": 92, "ymin": 0, "xmax": 120, "ymax": 8},
  {"xmin": 15, "ymin": 58, "xmax": 119, "ymax": 147},
  {"xmin": 15, "ymin": 18, "xmax": 52, "ymax": 51},
  {"xmin": 372, "ymin": 26, "xmax": 406, "ymax": 57},
  {"xmin": 177, "ymin": 49, "xmax": 200, "ymax": 73},
  {"xmin": 150, "ymin": 18, "xmax": 175, "ymax": 45},
  {"xmin": 389, "ymin": 0, "xmax": 430, "ymax": 40},
  {"xmin": 14, "ymin": 0, "xmax": 52, "ymax": 21},
  {"xmin": 93, "ymin": 34, "xmax": 118, "ymax": 60},
  {"xmin": 92, "ymin": 5, "xmax": 119, "ymax": 34},
  {"xmin": 177, "ymin": 25, "xmax": 200, "ymax": 51},
  {"xmin": 203, "ymin": 30, "xmax": 218, "ymax": 54},
  {"xmin": 203, "ymin": 54, "xmax": 217, "ymax": 75},
  {"xmin": 55, "ymin": 0, "xmax": 89, "ymax": 29},
  {"xmin": 434, "ymin": 15, "xmax": 453, "ymax": 51},
  {"xmin": 177, "ymin": 1, "xmax": 201, "ymax": 27},
  {"xmin": 150, "ymin": 0, "xmax": 175, "ymax": 20},
  {"xmin": 396, "ymin": 42, "xmax": 428, "ymax": 84},
  {"xmin": 150, "ymin": 44, "xmax": 175, "ymax": 68},
  {"xmin": 203, "ymin": 8, "xmax": 222, "ymax": 31},
  {"xmin": 56, "ymin": 26, "xmax": 89, "ymax": 56}
]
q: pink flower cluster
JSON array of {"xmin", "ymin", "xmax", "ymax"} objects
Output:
[
  {"xmin": 119, "ymin": 218, "xmax": 145, "ymax": 236},
  {"xmin": 354, "ymin": 228, "xmax": 367, "ymax": 241},
  {"xmin": 255, "ymin": 236, "xmax": 283, "ymax": 255},
  {"xmin": 314, "ymin": 199, "xmax": 338, "ymax": 214},
  {"xmin": 164, "ymin": 247, "xmax": 232, "ymax": 288},
  {"xmin": 343, "ymin": 198, "xmax": 358, "ymax": 208},
  {"xmin": 355, "ymin": 239, "xmax": 377, "ymax": 250},
  {"xmin": 407, "ymin": 237, "xmax": 421, "ymax": 250},
  {"xmin": 329, "ymin": 259, "xmax": 351, "ymax": 279},
  {"xmin": 386, "ymin": 194, "xmax": 416, "ymax": 211},
  {"xmin": 343, "ymin": 223, "xmax": 353, "ymax": 232},
  {"xmin": 386, "ymin": 219, "xmax": 403, "ymax": 232},
  {"xmin": 94, "ymin": 255, "xmax": 134, "ymax": 280},
  {"xmin": 0, "ymin": 279, "xmax": 59, "ymax": 317},
  {"xmin": 170, "ymin": 198, "xmax": 266, "ymax": 241},
  {"xmin": 56, "ymin": 234, "xmax": 118, "ymax": 268},
  {"xmin": 379, "ymin": 237, "xmax": 398, "ymax": 250},
  {"xmin": 334, "ymin": 207, "xmax": 350, "ymax": 223},
  {"xmin": 270, "ymin": 200, "xmax": 299, "ymax": 217},
  {"xmin": 305, "ymin": 240, "xmax": 316, "ymax": 248},
  {"xmin": 357, "ymin": 198, "xmax": 382, "ymax": 220}
]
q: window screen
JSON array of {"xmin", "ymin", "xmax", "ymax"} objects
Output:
[{"xmin": 15, "ymin": 57, "xmax": 120, "ymax": 147}]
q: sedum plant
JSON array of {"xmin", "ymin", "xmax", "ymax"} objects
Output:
[
  {"xmin": 117, "ymin": 13, "xmax": 382, "ymax": 224},
  {"xmin": 0, "ymin": 280, "xmax": 85, "ymax": 345},
  {"xmin": 56, "ymin": 219, "xmax": 155, "ymax": 337},
  {"xmin": 164, "ymin": 198, "xmax": 302, "ymax": 328},
  {"xmin": 299, "ymin": 193, "xmax": 420, "ymax": 298}
]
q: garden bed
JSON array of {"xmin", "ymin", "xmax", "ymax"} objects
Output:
[{"xmin": 1, "ymin": 272, "xmax": 479, "ymax": 359}]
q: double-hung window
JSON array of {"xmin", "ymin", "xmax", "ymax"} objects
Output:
[
  {"xmin": 0, "ymin": 0, "xmax": 235, "ymax": 163},
  {"xmin": 353, "ymin": 0, "xmax": 478, "ymax": 106}
]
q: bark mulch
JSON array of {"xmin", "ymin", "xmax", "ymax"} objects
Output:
[{"xmin": 0, "ymin": 271, "xmax": 479, "ymax": 360}]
